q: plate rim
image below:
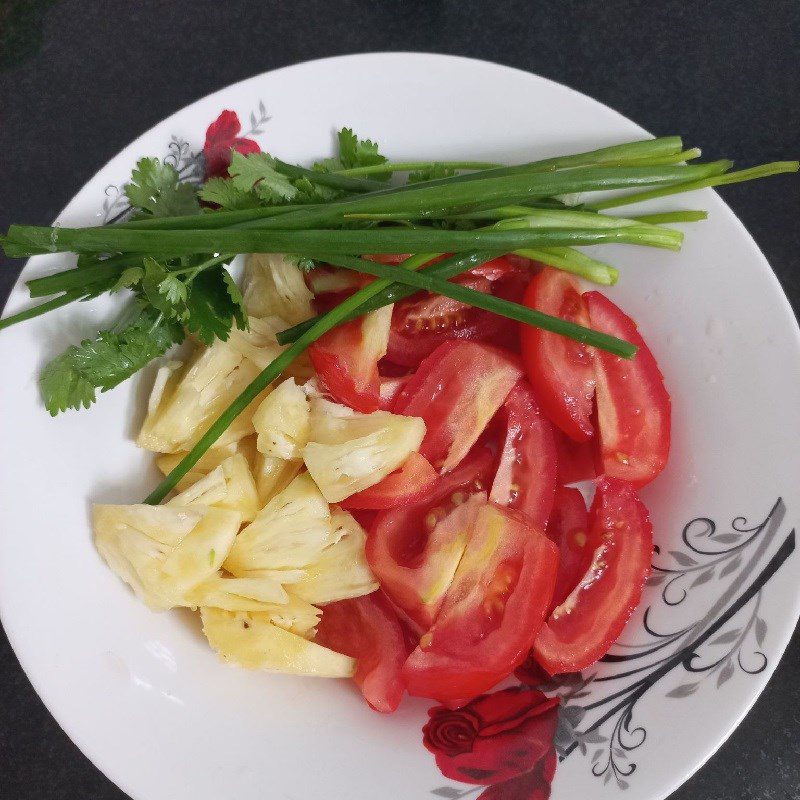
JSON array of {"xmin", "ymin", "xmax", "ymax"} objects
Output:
[{"xmin": 1, "ymin": 51, "xmax": 799, "ymax": 800}]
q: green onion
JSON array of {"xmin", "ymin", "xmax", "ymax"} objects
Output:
[
  {"xmin": 335, "ymin": 160, "xmax": 504, "ymax": 176},
  {"xmin": 313, "ymin": 254, "xmax": 636, "ymax": 357},
  {"xmin": 5, "ymin": 223, "xmax": 685, "ymax": 258},
  {"xmin": 586, "ymin": 161, "xmax": 799, "ymax": 211},
  {"xmin": 0, "ymin": 293, "xmax": 81, "ymax": 331},
  {"xmin": 628, "ymin": 210, "xmax": 708, "ymax": 224},
  {"xmin": 277, "ymin": 251, "xmax": 503, "ymax": 344},
  {"xmin": 514, "ymin": 248, "xmax": 618, "ymax": 285}
]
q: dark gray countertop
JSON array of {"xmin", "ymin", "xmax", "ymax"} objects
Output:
[{"xmin": 1, "ymin": 1, "xmax": 799, "ymax": 797}]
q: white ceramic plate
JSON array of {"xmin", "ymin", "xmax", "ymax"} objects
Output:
[{"xmin": 1, "ymin": 53, "xmax": 798, "ymax": 800}]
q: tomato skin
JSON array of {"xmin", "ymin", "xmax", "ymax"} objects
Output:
[
  {"xmin": 532, "ymin": 477, "xmax": 653, "ymax": 675},
  {"xmin": 309, "ymin": 306, "xmax": 392, "ymax": 413},
  {"xmin": 366, "ymin": 449, "xmax": 495, "ymax": 630},
  {"xmin": 520, "ymin": 268, "xmax": 596, "ymax": 442},
  {"xmin": 341, "ymin": 452, "xmax": 438, "ymax": 510},
  {"xmin": 402, "ymin": 503, "xmax": 559, "ymax": 707},
  {"xmin": 386, "ymin": 257, "xmax": 528, "ymax": 367},
  {"xmin": 378, "ymin": 375, "xmax": 410, "ymax": 410},
  {"xmin": 546, "ymin": 486, "xmax": 591, "ymax": 611},
  {"xmin": 584, "ymin": 292, "xmax": 671, "ymax": 487},
  {"xmin": 393, "ymin": 340, "xmax": 523, "ymax": 473},
  {"xmin": 489, "ymin": 380, "xmax": 557, "ymax": 529},
  {"xmin": 315, "ymin": 591, "xmax": 409, "ymax": 713}
]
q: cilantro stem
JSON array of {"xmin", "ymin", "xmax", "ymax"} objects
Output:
[
  {"xmin": 0, "ymin": 292, "xmax": 80, "ymax": 331},
  {"xmin": 586, "ymin": 161, "xmax": 800, "ymax": 211},
  {"xmin": 142, "ymin": 277, "xmax": 406, "ymax": 504},
  {"xmin": 6, "ymin": 224, "xmax": 684, "ymax": 257},
  {"xmin": 313, "ymin": 254, "xmax": 637, "ymax": 357}
]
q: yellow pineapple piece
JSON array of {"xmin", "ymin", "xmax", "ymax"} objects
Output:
[
  {"xmin": 93, "ymin": 504, "xmax": 240, "ymax": 610},
  {"xmin": 292, "ymin": 508, "xmax": 378, "ymax": 604},
  {"xmin": 167, "ymin": 453, "xmax": 260, "ymax": 522},
  {"xmin": 302, "ymin": 397, "xmax": 425, "ymax": 502},
  {"xmin": 252, "ymin": 378, "xmax": 310, "ymax": 460},
  {"xmin": 224, "ymin": 473, "xmax": 335, "ymax": 576},
  {"xmin": 201, "ymin": 607, "xmax": 354, "ymax": 677},
  {"xmin": 243, "ymin": 253, "xmax": 314, "ymax": 324}
]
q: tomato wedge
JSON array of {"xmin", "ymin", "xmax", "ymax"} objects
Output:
[
  {"xmin": 555, "ymin": 429, "xmax": 598, "ymax": 485},
  {"xmin": 585, "ymin": 292, "xmax": 671, "ymax": 487},
  {"xmin": 393, "ymin": 341, "xmax": 523, "ymax": 473},
  {"xmin": 315, "ymin": 591, "xmax": 410, "ymax": 713},
  {"xmin": 378, "ymin": 375, "xmax": 410, "ymax": 410},
  {"xmin": 366, "ymin": 449, "xmax": 495, "ymax": 630},
  {"xmin": 386, "ymin": 257, "xmax": 528, "ymax": 367},
  {"xmin": 341, "ymin": 452, "xmax": 438, "ymax": 510},
  {"xmin": 402, "ymin": 502, "xmax": 559, "ymax": 707},
  {"xmin": 309, "ymin": 306, "xmax": 392, "ymax": 413},
  {"xmin": 520, "ymin": 268, "xmax": 596, "ymax": 442},
  {"xmin": 546, "ymin": 486, "xmax": 590, "ymax": 611},
  {"xmin": 489, "ymin": 380, "xmax": 557, "ymax": 529},
  {"xmin": 532, "ymin": 477, "xmax": 653, "ymax": 675}
]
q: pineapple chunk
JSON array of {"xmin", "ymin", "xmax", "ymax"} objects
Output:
[
  {"xmin": 93, "ymin": 504, "xmax": 240, "ymax": 610},
  {"xmin": 226, "ymin": 315, "xmax": 287, "ymax": 371},
  {"xmin": 167, "ymin": 453, "xmax": 260, "ymax": 522},
  {"xmin": 201, "ymin": 607, "xmax": 354, "ymax": 677},
  {"xmin": 224, "ymin": 473, "xmax": 335, "ymax": 576},
  {"xmin": 186, "ymin": 573, "xmax": 289, "ymax": 610},
  {"xmin": 137, "ymin": 339, "xmax": 267, "ymax": 453},
  {"xmin": 292, "ymin": 508, "xmax": 378, "ymax": 604},
  {"xmin": 238, "ymin": 436, "xmax": 302, "ymax": 507},
  {"xmin": 243, "ymin": 253, "xmax": 314, "ymax": 324},
  {"xmin": 253, "ymin": 378, "xmax": 310, "ymax": 460},
  {"xmin": 303, "ymin": 397, "xmax": 426, "ymax": 503},
  {"xmin": 156, "ymin": 443, "xmax": 239, "ymax": 493}
]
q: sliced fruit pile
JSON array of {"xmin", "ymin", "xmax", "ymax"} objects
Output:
[{"xmin": 95, "ymin": 252, "xmax": 667, "ymax": 713}]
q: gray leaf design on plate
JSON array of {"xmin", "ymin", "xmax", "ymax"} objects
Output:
[
  {"xmin": 669, "ymin": 550, "xmax": 697, "ymax": 566},
  {"xmin": 710, "ymin": 628, "xmax": 741, "ymax": 646},
  {"xmin": 719, "ymin": 554, "xmax": 743, "ymax": 577},
  {"xmin": 666, "ymin": 682, "xmax": 699, "ymax": 698},
  {"xmin": 717, "ymin": 660, "xmax": 736, "ymax": 687},
  {"xmin": 431, "ymin": 788, "xmax": 462, "ymax": 798},
  {"xmin": 755, "ymin": 616, "xmax": 767, "ymax": 646},
  {"xmin": 691, "ymin": 568, "xmax": 715, "ymax": 588}
]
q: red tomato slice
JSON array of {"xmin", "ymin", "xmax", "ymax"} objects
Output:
[
  {"xmin": 315, "ymin": 591, "xmax": 410, "ymax": 713},
  {"xmin": 532, "ymin": 477, "xmax": 653, "ymax": 675},
  {"xmin": 393, "ymin": 341, "xmax": 523, "ymax": 473},
  {"xmin": 386, "ymin": 257, "xmax": 528, "ymax": 367},
  {"xmin": 585, "ymin": 292, "xmax": 671, "ymax": 487},
  {"xmin": 489, "ymin": 380, "xmax": 557, "ymax": 529},
  {"xmin": 402, "ymin": 502, "xmax": 559, "ymax": 707},
  {"xmin": 546, "ymin": 486, "xmax": 591, "ymax": 611},
  {"xmin": 520, "ymin": 267, "xmax": 596, "ymax": 442},
  {"xmin": 341, "ymin": 452, "xmax": 438, "ymax": 510},
  {"xmin": 366, "ymin": 449, "xmax": 495, "ymax": 630},
  {"xmin": 309, "ymin": 306, "xmax": 392, "ymax": 413},
  {"xmin": 555, "ymin": 429, "xmax": 598, "ymax": 484}
]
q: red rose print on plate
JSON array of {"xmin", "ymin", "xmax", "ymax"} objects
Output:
[
  {"xmin": 202, "ymin": 110, "xmax": 260, "ymax": 178},
  {"xmin": 423, "ymin": 686, "xmax": 559, "ymax": 798}
]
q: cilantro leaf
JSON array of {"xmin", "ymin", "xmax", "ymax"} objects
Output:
[
  {"xmin": 40, "ymin": 308, "xmax": 184, "ymax": 415},
  {"xmin": 184, "ymin": 265, "xmax": 247, "ymax": 345},
  {"xmin": 125, "ymin": 157, "xmax": 201, "ymax": 217},
  {"xmin": 199, "ymin": 178, "xmax": 262, "ymax": 211},
  {"xmin": 314, "ymin": 128, "xmax": 388, "ymax": 176},
  {"xmin": 109, "ymin": 266, "xmax": 145, "ymax": 293},
  {"xmin": 228, "ymin": 151, "xmax": 298, "ymax": 204},
  {"xmin": 337, "ymin": 127, "xmax": 387, "ymax": 170},
  {"xmin": 158, "ymin": 273, "xmax": 189, "ymax": 306},
  {"xmin": 409, "ymin": 164, "xmax": 457, "ymax": 183}
]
